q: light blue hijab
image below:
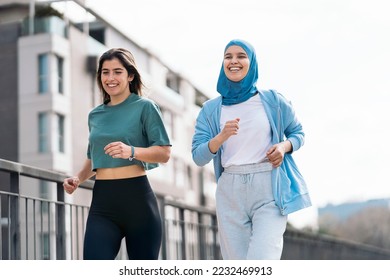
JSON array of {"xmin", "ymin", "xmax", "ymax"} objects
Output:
[{"xmin": 217, "ymin": 39, "xmax": 259, "ymax": 105}]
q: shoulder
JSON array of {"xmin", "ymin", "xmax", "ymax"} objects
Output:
[
  {"xmin": 89, "ymin": 103, "xmax": 104, "ymax": 116},
  {"xmin": 124, "ymin": 95, "xmax": 160, "ymax": 114},
  {"xmin": 135, "ymin": 97, "xmax": 164, "ymax": 121},
  {"xmin": 202, "ymin": 95, "xmax": 221, "ymax": 110},
  {"xmin": 196, "ymin": 96, "xmax": 221, "ymax": 120},
  {"xmin": 259, "ymin": 89, "xmax": 292, "ymax": 108},
  {"xmin": 140, "ymin": 97, "xmax": 162, "ymax": 113}
]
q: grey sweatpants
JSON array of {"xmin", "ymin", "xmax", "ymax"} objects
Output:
[{"xmin": 216, "ymin": 162, "xmax": 287, "ymax": 260}]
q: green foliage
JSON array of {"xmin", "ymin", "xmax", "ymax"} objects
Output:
[{"xmin": 35, "ymin": 5, "xmax": 64, "ymax": 19}]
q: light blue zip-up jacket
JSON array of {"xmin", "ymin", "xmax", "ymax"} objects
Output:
[{"xmin": 192, "ymin": 89, "xmax": 312, "ymax": 215}]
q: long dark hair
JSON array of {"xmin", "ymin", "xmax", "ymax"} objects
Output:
[{"xmin": 96, "ymin": 48, "xmax": 145, "ymax": 104}]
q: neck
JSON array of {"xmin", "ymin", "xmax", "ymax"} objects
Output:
[{"xmin": 109, "ymin": 92, "xmax": 131, "ymax": 106}]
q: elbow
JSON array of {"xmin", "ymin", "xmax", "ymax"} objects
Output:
[
  {"xmin": 161, "ymin": 156, "xmax": 170, "ymax": 163},
  {"xmin": 161, "ymin": 147, "xmax": 171, "ymax": 163},
  {"xmin": 192, "ymin": 144, "xmax": 211, "ymax": 167},
  {"xmin": 192, "ymin": 154, "xmax": 206, "ymax": 167}
]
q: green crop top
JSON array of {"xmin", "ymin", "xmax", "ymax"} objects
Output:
[{"xmin": 87, "ymin": 93, "xmax": 171, "ymax": 171}]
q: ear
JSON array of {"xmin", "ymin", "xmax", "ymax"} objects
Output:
[{"xmin": 128, "ymin": 73, "xmax": 135, "ymax": 82}]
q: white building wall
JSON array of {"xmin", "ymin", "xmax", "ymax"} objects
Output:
[
  {"xmin": 18, "ymin": 33, "xmax": 72, "ymax": 173},
  {"xmin": 67, "ymin": 26, "xmax": 101, "ymax": 175},
  {"xmin": 14, "ymin": 1, "xmax": 217, "ymax": 209}
]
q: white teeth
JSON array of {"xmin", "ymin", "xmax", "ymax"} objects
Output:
[
  {"xmin": 107, "ymin": 84, "xmax": 117, "ymax": 87},
  {"xmin": 229, "ymin": 67, "xmax": 240, "ymax": 71}
]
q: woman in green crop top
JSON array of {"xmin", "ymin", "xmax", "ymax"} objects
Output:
[{"xmin": 63, "ymin": 48, "xmax": 171, "ymax": 260}]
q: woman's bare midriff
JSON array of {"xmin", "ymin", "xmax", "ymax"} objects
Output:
[{"xmin": 95, "ymin": 165, "xmax": 146, "ymax": 180}]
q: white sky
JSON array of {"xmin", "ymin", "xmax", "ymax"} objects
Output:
[{"xmin": 70, "ymin": 0, "xmax": 390, "ymax": 228}]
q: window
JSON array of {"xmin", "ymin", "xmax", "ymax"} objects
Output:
[
  {"xmin": 38, "ymin": 54, "xmax": 49, "ymax": 93},
  {"xmin": 38, "ymin": 113, "xmax": 65, "ymax": 153},
  {"xmin": 161, "ymin": 107, "xmax": 174, "ymax": 140},
  {"xmin": 195, "ymin": 90, "xmax": 209, "ymax": 107},
  {"xmin": 56, "ymin": 55, "xmax": 64, "ymax": 94},
  {"xmin": 57, "ymin": 114, "xmax": 65, "ymax": 153},
  {"xmin": 166, "ymin": 71, "xmax": 180, "ymax": 93},
  {"xmin": 38, "ymin": 53, "xmax": 64, "ymax": 94},
  {"xmin": 38, "ymin": 112, "xmax": 48, "ymax": 153}
]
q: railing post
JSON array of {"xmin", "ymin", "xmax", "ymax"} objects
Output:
[
  {"xmin": 9, "ymin": 172, "xmax": 21, "ymax": 260},
  {"xmin": 179, "ymin": 208, "xmax": 186, "ymax": 260},
  {"xmin": 198, "ymin": 213, "xmax": 205, "ymax": 260},
  {"xmin": 211, "ymin": 215, "xmax": 218, "ymax": 260},
  {"xmin": 56, "ymin": 182, "xmax": 66, "ymax": 260}
]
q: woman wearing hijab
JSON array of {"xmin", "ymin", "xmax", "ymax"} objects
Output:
[{"xmin": 192, "ymin": 39, "xmax": 311, "ymax": 260}]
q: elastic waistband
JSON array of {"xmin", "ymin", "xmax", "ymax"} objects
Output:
[
  {"xmin": 95, "ymin": 175, "xmax": 147, "ymax": 184},
  {"xmin": 223, "ymin": 161, "xmax": 273, "ymax": 174},
  {"xmin": 93, "ymin": 175, "xmax": 152, "ymax": 195}
]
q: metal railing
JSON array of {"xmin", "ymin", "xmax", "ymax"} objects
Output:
[
  {"xmin": 2, "ymin": 158, "xmax": 390, "ymax": 260},
  {"xmin": 0, "ymin": 159, "xmax": 220, "ymax": 260}
]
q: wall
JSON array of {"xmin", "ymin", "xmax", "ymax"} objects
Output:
[
  {"xmin": 0, "ymin": 23, "xmax": 19, "ymax": 162},
  {"xmin": 282, "ymin": 228, "xmax": 390, "ymax": 260}
]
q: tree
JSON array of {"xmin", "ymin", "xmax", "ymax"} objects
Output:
[{"xmin": 318, "ymin": 206, "xmax": 390, "ymax": 250}]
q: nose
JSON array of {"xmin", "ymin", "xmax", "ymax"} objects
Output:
[
  {"xmin": 230, "ymin": 56, "xmax": 238, "ymax": 64},
  {"xmin": 107, "ymin": 72, "xmax": 115, "ymax": 81}
]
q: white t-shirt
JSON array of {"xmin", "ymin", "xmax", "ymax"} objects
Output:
[{"xmin": 220, "ymin": 94, "xmax": 272, "ymax": 167}]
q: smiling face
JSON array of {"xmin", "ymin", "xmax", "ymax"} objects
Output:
[
  {"xmin": 100, "ymin": 58, "xmax": 134, "ymax": 104},
  {"xmin": 223, "ymin": 45, "xmax": 250, "ymax": 82}
]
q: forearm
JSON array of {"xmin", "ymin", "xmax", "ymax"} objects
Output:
[
  {"xmin": 280, "ymin": 140, "xmax": 292, "ymax": 154},
  {"xmin": 134, "ymin": 145, "xmax": 171, "ymax": 163},
  {"xmin": 208, "ymin": 134, "xmax": 224, "ymax": 154},
  {"xmin": 76, "ymin": 159, "xmax": 95, "ymax": 183}
]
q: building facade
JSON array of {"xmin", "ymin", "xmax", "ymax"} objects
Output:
[{"xmin": 0, "ymin": 0, "xmax": 216, "ymax": 215}]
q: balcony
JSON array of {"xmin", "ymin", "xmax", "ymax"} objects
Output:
[{"xmin": 21, "ymin": 16, "xmax": 68, "ymax": 38}]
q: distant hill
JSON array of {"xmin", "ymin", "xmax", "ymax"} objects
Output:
[{"xmin": 318, "ymin": 198, "xmax": 390, "ymax": 221}]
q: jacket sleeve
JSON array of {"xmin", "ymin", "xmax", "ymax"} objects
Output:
[
  {"xmin": 278, "ymin": 93, "xmax": 305, "ymax": 152},
  {"xmin": 191, "ymin": 107, "xmax": 217, "ymax": 166}
]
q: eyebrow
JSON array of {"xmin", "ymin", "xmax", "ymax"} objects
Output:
[
  {"xmin": 102, "ymin": 67, "xmax": 125, "ymax": 71},
  {"xmin": 224, "ymin": 51, "xmax": 247, "ymax": 56}
]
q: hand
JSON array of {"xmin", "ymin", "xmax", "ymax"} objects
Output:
[
  {"xmin": 63, "ymin": 176, "xmax": 80, "ymax": 195},
  {"xmin": 266, "ymin": 143, "xmax": 286, "ymax": 168},
  {"xmin": 104, "ymin": 141, "xmax": 131, "ymax": 159},
  {"xmin": 219, "ymin": 118, "xmax": 240, "ymax": 142},
  {"xmin": 208, "ymin": 118, "xmax": 240, "ymax": 154}
]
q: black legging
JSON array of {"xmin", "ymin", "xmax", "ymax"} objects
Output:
[{"xmin": 83, "ymin": 176, "xmax": 162, "ymax": 260}]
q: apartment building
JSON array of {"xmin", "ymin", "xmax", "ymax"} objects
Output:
[{"xmin": 0, "ymin": 0, "xmax": 216, "ymax": 211}]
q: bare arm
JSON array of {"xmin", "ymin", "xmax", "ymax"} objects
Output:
[
  {"xmin": 132, "ymin": 145, "xmax": 171, "ymax": 163},
  {"xmin": 63, "ymin": 159, "xmax": 95, "ymax": 194},
  {"xmin": 104, "ymin": 142, "xmax": 171, "ymax": 163},
  {"xmin": 76, "ymin": 159, "xmax": 96, "ymax": 182}
]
